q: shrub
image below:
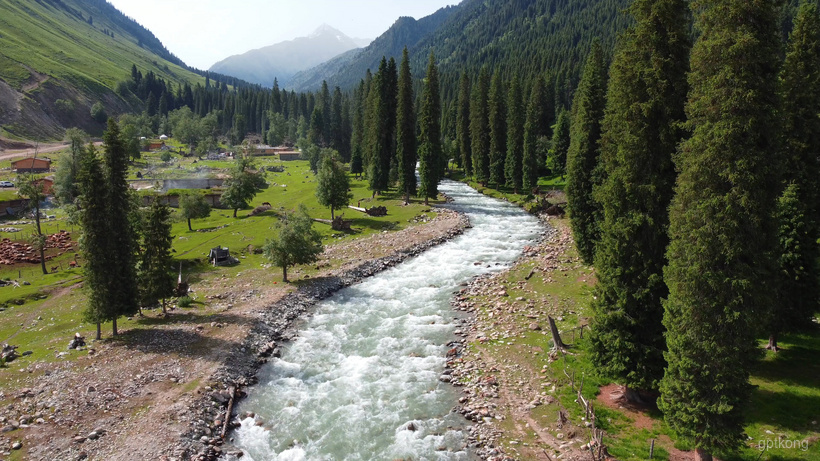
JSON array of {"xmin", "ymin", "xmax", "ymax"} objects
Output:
[{"xmin": 177, "ymin": 296, "xmax": 192, "ymax": 307}]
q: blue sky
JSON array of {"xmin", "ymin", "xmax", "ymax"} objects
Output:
[{"xmin": 107, "ymin": 0, "xmax": 459, "ymax": 70}]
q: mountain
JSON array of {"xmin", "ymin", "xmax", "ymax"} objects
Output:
[
  {"xmin": 289, "ymin": 8, "xmax": 457, "ymax": 92},
  {"xmin": 0, "ymin": 0, "xmax": 205, "ymax": 140},
  {"xmin": 292, "ymin": 0, "xmax": 632, "ymax": 97},
  {"xmin": 209, "ymin": 24, "xmax": 364, "ymax": 88}
]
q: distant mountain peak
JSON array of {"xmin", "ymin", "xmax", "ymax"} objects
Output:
[
  {"xmin": 310, "ymin": 23, "xmax": 342, "ymax": 38},
  {"xmin": 209, "ymin": 23, "xmax": 363, "ymax": 87}
]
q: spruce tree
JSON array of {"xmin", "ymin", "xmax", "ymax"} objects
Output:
[
  {"xmin": 589, "ymin": 0, "xmax": 690, "ymax": 400},
  {"xmin": 418, "ymin": 51, "xmax": 442, "ymax": 205},
  {"xmin": 364, "ymin": 59, "xmax": 391, "ymax": 195},
  {"xmin": 350, "ymin": 79, "xmax": 366, "ymax": 178},
  {"xmin": 138, "ymin": 199, "xmax": 175, "ymax": 315},
  {"xmin": 471, "ymin": 68, "xmax": 491, "ymax": 186},
  {"xmin": 548, "ymin": 109, "xmax": 570, "ymax": 177},
  {"xmin": 504, "ymin": 77, "xmax": 524, "ymax": 194},
  {"xmin": 396, "ymin": 48, "xmax": 417, "ymax": 202},
  {"xmin": 523, "ymin": 78, "xmax": 546, "ymax": 191},
  {"xmin": 78, "ymin": 144, "xmax": 111, "ymax": 340},
  {"xmin": 101, "ymin": 118, "xmax": 139, "ymax": 335},
  {"xmin": 659, "ymin": 0, "xmax": 782, "ymax": 458},
  {"xmin": 770, "ymin": 0, "xmax": 820, "ymax": 349},
  {"xmin": 565, "ymin": 41, "xmax": 607, "ymax": 264},
  {"xmin": 457, "ymin": 73, "xmax": 472, "ymax": 176},
  {"xmin": 488, "ymin": 72, "xmax": 507, "ymax": 187}
]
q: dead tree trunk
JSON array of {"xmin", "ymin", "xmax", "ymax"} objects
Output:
[
  {"xmin": 766, "ymin": 333, "xmax": 778, "ymax": 352},
  {"xmin": 548, "ymin": 316, "xmax": 567, "ymax": 350},
  {"xmin": 696, "ymin": 448, "xmax": 712, "ymax": 461}
]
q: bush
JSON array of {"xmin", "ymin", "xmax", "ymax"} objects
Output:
[
  {"xmin": 177, "ymin": 296, "xmax": 192, "ymax": 307},
  {"xmin": 90, "ymin": 101, "xmax": 107, "ymax": 123},
  {"xmin": 55, "ymin": 99, "xmax": 75, "ymax": 115},
  {"xmin": 160, "ymin": 151, "xmax": 172, "ymax": 163}
]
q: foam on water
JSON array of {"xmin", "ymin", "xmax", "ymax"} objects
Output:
[{"xmin": 232, "ymin": 180, "xmax": 541, "ymax": 460}]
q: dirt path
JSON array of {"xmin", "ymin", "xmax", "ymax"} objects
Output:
[{"xmin": 0, "ymin": 209, "xmax": 466, "ymax": 460}]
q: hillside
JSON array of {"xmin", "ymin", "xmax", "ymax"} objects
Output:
[
  {"xmin": 293, "ymin": 0, "xmax": 631, "ymax": 96},
  {"xmin": 209, "ymin": 25, "xmax": 363, "ymax": 89},
  {"xmin": 0, "ymin": 0, "xmax": 204, "ymax": 140}
]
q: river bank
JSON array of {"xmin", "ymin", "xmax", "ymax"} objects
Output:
[
  {"xmin": 0, "ymin": 208, "xmax": 469, "ymax": 461},
  {"xmin": 446, "ymin": 215, "xmax": 592, "ymax": 461}
]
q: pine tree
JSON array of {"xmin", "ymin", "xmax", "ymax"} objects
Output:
[
  {"xmin": 659, "ymin": 0, "xmax": 782, "ymax": 458},
  {"xmin": 101, "ymin": 119, "xmax": 139, "ymax": 335},
  {"xmin": 457, "ymin": 73, "xmax": 472, "ymax": 176},
  {"xmin": 396, "ymin": 48, "xmax": 417, "ymax": 202},
  {"xmin": 566, "ymin": 41, "xmax": 607, "ymax": 264},
  {"xmin": 471, "ymin": 68, "xmax": 491, "ymax": 186},
  {"xmin": 488, "ymin": 72, "xmax": 507, "ymax": 187},
  {"xmin": 418, "ymin": 51, "xmax": 442, "ymax": 205},
  {"xmin": 504, "ymin": 77, "xmax": 524, "ymax": 194},
  {"xmin": 138, "ymin": 199, "xmax": 175, "ymax": 315},
  {"xmin": 589, "ymin": 0, "xmax": 690, "ymax": 400},
  {"xmin": 523, "ymin": 78, "xmax": 546, "ymax": 190},
  {"xmin": 770, "ymin": 0, "xmax": 820, "ymax": 349}
]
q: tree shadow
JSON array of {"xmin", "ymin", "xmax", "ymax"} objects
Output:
[{"xmin": 112, "ymin": 327, "xmax": 242, "ymax": 359}]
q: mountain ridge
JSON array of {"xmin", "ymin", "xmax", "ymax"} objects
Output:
[{"xmin": 208, "ymin": 25, "xmax": 364, "ymax": 88}]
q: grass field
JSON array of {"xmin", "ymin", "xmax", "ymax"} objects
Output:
[{"xmin": 0, "ymin": 149, "xmax": 446, "ymax": 390}]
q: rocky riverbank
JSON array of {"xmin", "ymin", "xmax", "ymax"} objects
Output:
[{"xmin": 443, "ymin": 215, "xmax": 591, "ymax": 461}]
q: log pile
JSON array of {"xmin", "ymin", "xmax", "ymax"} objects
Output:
[{"xmin": 0, "ymin": 231, "xmax": 75, "ymax": 265}]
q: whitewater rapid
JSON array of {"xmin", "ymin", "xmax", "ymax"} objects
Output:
[{"xmin": 232, "ymin": 179, "xmax": 541, "ymax": 460}]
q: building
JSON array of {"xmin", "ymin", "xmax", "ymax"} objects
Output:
[
  {"xmin": 279, "ymin": 151, "xmax": 301, "ymax": 161},
  {"xmin": 159, "ymin": 134, "xmax": 169, "ymax": 141},
  {"xmin": 12, "ymin": 158, "xmax": 51, "ymax": 173},
  {"xmin": 33, "ymin": 177, "xmax": 54, "ymax": 195}
]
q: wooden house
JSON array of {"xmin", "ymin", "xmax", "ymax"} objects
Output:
[{"xmin": 12, "ymin": 158, "xmax": 51, "ymax": 173}]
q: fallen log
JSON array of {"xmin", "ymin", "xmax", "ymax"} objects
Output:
[{"xmin": 221, "ymin": 385, "xmax": 238, "ymax": 439}]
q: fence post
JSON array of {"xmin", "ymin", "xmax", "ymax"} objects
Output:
[{"xmin": 649, "ymin": 439, "xmax": 654, "ymax": 459}]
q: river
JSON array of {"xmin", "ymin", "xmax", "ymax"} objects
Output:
[{"xmin": 231, "ymin": 179, "xmax": 542, "ymax": 460}]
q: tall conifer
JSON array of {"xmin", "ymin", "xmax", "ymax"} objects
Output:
[
  {"xmin": 589, "ymin": 0, "xmax": 690, "ymax": 399},
  {"xmin": 101, "ymin": 119, "xmax": 139, "ymax": 335},
  {"xmin": 457, "ymin": 73, "xmax": 472, "ymax": 176},
  {"xmin": 504, "ymin": 77, "xmax": 524, "ymax": 194},
  {"xmin": 396, "ymin": 48, "xmax": 417, "ymax": 202},
  {"xmin": 471, "ymin": 69, "xmax": 491, "ymax": 185},
  {"xmin": 418, "ymin": 52, "xmax": 442, "ymax": 205},
  {"xmin": 365, "ymin": 59, "xmax": 391, "ymax": 195},
  {"xmin": 488, "ymin": 72, "xmax": 507, "ymax": 187},
  {"xmin": 565, "ymin": 41, "xmax": 607, "ymax": 264},
  {"xmin": 523, "ymin": 78, "xmax": 546, "ymax": 190},
  {"xmin": 770, "ymin": 0, "xmax": 820, "ymax": 348},
  {"xmin": 659, "ymin": 0, "xmax": 782, "ymax": 458}
]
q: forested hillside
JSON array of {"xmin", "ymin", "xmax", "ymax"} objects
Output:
[
  {"xmin": 295, "ymin": 0, "xmax": 631, "ymax": 99},
  {"xmin": 0, "ymin": 0, "xmax": 206, "ymax": 139}
]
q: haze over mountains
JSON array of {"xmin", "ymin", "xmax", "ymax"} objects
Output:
[{"xmin": 208, "ymin": 25, "xmax": 371, "ymax": 89}]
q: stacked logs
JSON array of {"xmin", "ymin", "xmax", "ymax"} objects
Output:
[{"xmin": 0, "ymin": 231, "xmax": 75, "ymax": 265}]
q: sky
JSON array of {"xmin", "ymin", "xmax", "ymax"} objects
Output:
[{"xmin": 107, "ymin": 0, "xmax": 459, "ymax": 70}]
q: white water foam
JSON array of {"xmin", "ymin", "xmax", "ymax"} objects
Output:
[{"xmin": 232, "ymin": 180, "xmax": 541, "ymax": 460}]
